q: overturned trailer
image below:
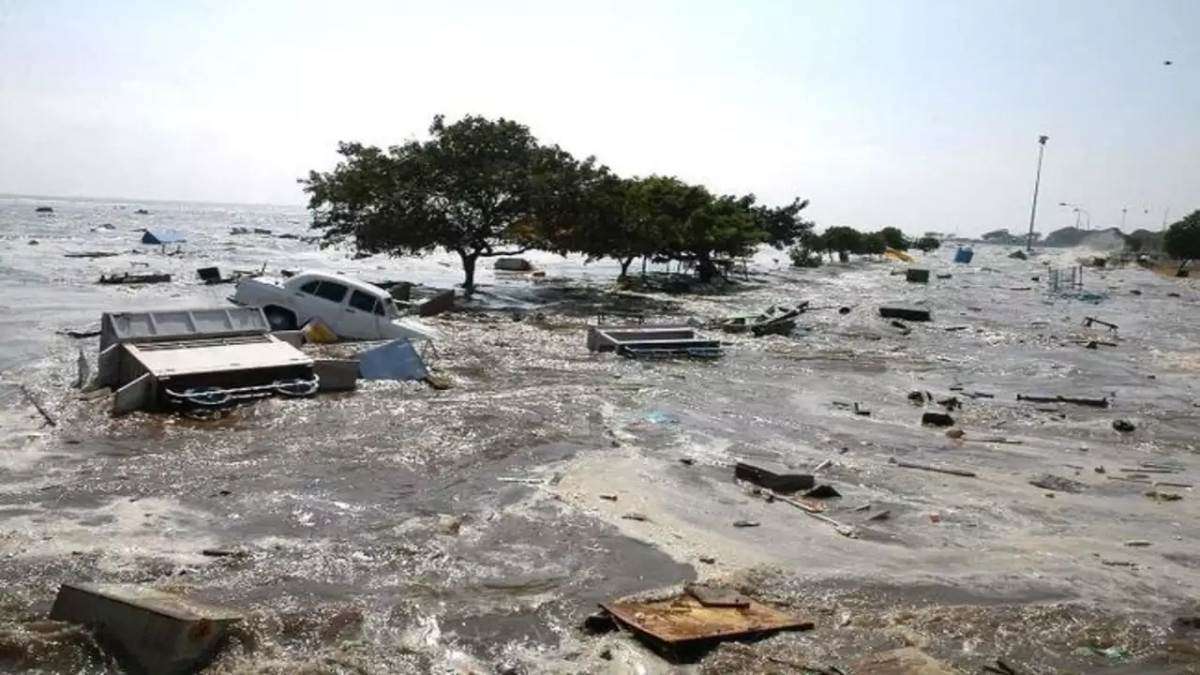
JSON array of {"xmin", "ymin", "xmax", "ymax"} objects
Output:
[
  {"xmin": 96, "ymin": 308, "xmax": 317, "ymax": 414},
  {"xmin": 587, "ymin": 325, "xmax": 723, "ymax": 359}
]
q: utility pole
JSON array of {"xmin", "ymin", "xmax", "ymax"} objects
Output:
[
  {"xmin": 1026, "ymin": 135, "xmax": 1049, "ymax": 252},
  {"xmin": 1121, "ymin": 207, "xmax": 1127, "ymax": 230}
]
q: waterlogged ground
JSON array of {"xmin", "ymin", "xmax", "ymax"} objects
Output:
[{"xmin": 2, "ymin": 196, "xmax": 1200, "ymax": 673}]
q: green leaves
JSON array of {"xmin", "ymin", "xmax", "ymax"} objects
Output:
[
  {"xmin": 303, "ymin": 114, "xmax": 817, "ymax": 287},
  {"xmin": 1164, "ymin": 210, "xmax": 1200, "ymax": 264}
]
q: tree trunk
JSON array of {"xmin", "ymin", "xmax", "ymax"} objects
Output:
[
  {"xmin": 458, "ymin": 250, "xmax": 479, "ymax": 294},
  {"xmin": 618, "ymin": 256, "xmax": 634, "ymax": 279},
  {"xmin": 696, "ymin": 254, "xmax": 718, "ymax": 283}
]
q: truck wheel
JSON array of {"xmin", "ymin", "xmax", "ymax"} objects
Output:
[{"xmin": 264, "ymin": 306, "xmax": 297, "ymax": 331}]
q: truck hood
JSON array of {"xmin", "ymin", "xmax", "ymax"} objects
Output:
[{"xmin": 385, "ymin": 317, "xmax": 438, "ymax": 342}]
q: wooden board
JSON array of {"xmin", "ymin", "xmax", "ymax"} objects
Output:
[{"xmin": 601, "ymin": 593, "xmax": 812, "ymax": 645}]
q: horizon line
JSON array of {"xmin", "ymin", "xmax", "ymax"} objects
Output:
[{"xmin": 0, "ymin": 191, "xmax": 307, "ymax": 210}]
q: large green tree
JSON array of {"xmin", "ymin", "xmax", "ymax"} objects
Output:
[
  {"xmin": 819, "ymin": 226, "xmax": 864, "ymax": 261},
  {"xmin": 659, "ymin": 185, "xmax": 762, "ymax": 282},
  {"xmin": 753, "ymin": 198, "xmax": 813, "ymax": 250},
  {"xmin": 302, "ymin": 115, "xmax": 582, "ymax": 292},
  {"xmin": 562, "ymin": 174, "xmax": 669, "ymax": 279},
  {"xmin": 878, "ymin": 226, "xmax": 909, "ymax": 251},
  {"xmin": 1164, "ymin": 210, "xmax": 1200, "ymax": 274},
  {"xmin": 914, "ymin": 235, "xmax": 942, "ymax": 252}
]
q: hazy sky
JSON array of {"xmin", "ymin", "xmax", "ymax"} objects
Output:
[{"xmin": 1, "ymin": 1, "xmax": 1196, "ymax": 235}]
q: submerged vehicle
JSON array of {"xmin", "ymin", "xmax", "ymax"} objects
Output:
[{"xmin": 231, "ymin": 270, "xmax": 436, "ymax": 341}]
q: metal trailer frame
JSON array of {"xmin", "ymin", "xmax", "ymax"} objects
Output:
[
  {"xmin": 587, "ymin": 325, "xmax": 724, "ymax": 359},
  {"xmin": 96, "ymin": 308, "xmax": 317, "ymax": 414}
]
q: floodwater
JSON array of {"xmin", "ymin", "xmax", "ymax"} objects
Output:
[{"xmin": 2, "ymin": 195, "xmax": 1200, "ymax": 673}]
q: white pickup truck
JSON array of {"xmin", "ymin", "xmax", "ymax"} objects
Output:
[{"xmin": 231, "ymin": 270, "xmax": 436, "ymax": 341}]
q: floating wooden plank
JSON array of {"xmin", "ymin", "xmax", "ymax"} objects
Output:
[
  {"xmin": 891, "ymin": 459, "xmax": 977, "ymax": 478},
  {"xmin": 600, "ymin": 591, "xmax": 811, "ymax": 646}
]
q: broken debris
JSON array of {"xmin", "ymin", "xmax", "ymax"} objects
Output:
[
  {"xmin": 1017, "ymin": 394, "xmax": 1109, "ymax": 408},
  {"xmin": 734, "ymin": 462, "xmax": 815, "ymax": 494},
  {"xmin": 1112, "ymin": 419, "xmax": 1136, "ymax": 433},
  {"xmin": 50, "ymin": 582, "xmax": 242, "ymax": 675},
  {"xmin": 921, "ymin": 412, "xmax": 955, "ymax": 427},
  {"xmin": 598, "ymin": 587, "xmax": 813, "ymax": 651},
  {"xmin": 357, "ymin": 338, "xmax": 429, "ymax": 381},
  {"xmin": 1029, "ymin": 473, "xmax": 1086, "ymax": 493},
  {"xmin": 890, "ymin": 458, "xmax": 977, "ymax": 478},
  {"xmin": 98, "ymin": 272, "xmax": 171, "ymax": 285},
  {"xmin": 880, "ymin": 306, "xmax": 931, "ymax": 322}
]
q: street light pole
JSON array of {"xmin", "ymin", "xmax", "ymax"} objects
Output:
[{"xmin": 1026, "ymin": 135, "xmax": 1049, "ymax": 252}]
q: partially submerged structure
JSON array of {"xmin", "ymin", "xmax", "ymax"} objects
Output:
[
  {"xmin": 95, "ymin": 308, "xmax": 316, "ymax": 414},
  {"xmin": 140, "ymin": 229, "xmax": 186, "ymax": 245},
  {"xmin": 50, "ymin": 583, "xmax": 242, "ymax": 675},
  {"xmin": 232, "ymin": 270, "xmax": 437, "ymax": 340},
  {"xmin": 587, "ymin": 325, "xmax": 723, "ymax": 359}
]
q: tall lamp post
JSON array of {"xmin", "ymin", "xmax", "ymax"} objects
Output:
[
  {"xmin": 1059, "ymin": 202, "xmax": 1090, "ymax": 230},
  {"xmin": 1026, "ymin": 135, "xmax": 1049, "ymax": 251}
]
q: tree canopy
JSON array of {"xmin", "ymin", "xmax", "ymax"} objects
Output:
[
  {"xmin": 878, "ymin": 226, "xmax": 909, "ymax": 251},
  {"xmin": 304, "ymin": 114, "xmax": 820, "ymax": 289},
  {"xmin": 303, "ymin": 115, "xmax": 581, "ymax": 291},
  {"xmin": 914, "ymin": 235, "xmax": 942, "ymax": 252},
  {"xmin": 1164, "ymin": 210, "xmax": 1200, "ymax": 273}
]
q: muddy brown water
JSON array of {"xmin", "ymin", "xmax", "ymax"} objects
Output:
[{"xmin": 4, "ymin": 197, "xmax": 1200, "ymax": 672}]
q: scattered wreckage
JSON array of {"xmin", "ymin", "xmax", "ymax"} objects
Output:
[
  {"xmin": 592, "ymin": 584, "xmax": 812, "ymax": 657},
  {"xmin": 50, "ymin": 583, "xmax": 243, "ymax": 675},
  {"xmin": 95, "ymin": 308, "xmax": 318, "ymax": 414},
  {"xmin": 587, "ymin": 325, "xmax": 723, "ymax": 359},
  {"xmin": 721, "ymin": 303, "xmax": 805, "ymax": 336}
]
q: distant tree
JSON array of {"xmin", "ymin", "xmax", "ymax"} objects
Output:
[
  {"xmin": 859, "ymin": 231, "xmax": 886, "ymax": 256},
  {"xmin": 1164, "ymin": 210, "xmax": 1200, "ymax": 274},
  {"xmin": 787, "ymin": 226, "xmax": 822, "ymax": 268},
  {"xmin": 1125, "ymin": 229, "xmax": 1162, "ymax": 254},
  {"xmin": 553, "ymin": 170, "xmax": 644, "ymax": 278},
  {"xmin": 820, "ymin": 226, "xmax": 864, "ymax": 261},
  {"xmin": 671, "ymin": 192, "xmax": 762, "ymax": 282},
  {"xmin": 303, "ymin": 115, "xmax": 582, "ymax": 293},
  {"xmin": 914, "ymin": 235, "xmax": 942, "ymax": 252},
  {"xmin": 753, "ymin": 197, "xmax": 814, "ymax": 250},
  {"xmin": 981, "ymin": 229, "xmax": 1013, "ymax": 242},
  {"xmin": 788, "ymin": 242, "xmax": 823, "ymax": 268},
  {"xmin": 877, "ymin": 226, "xmax": 909, "ymax": 251}
]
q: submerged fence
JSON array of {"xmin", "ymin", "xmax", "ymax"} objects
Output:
[{"xmin": 1047, "ymin": 265, "xmax": 1084, "ymax": 293}]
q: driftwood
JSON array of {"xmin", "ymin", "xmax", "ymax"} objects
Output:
[
  {"xmin": 891, "ymin": 459, "xmax": 976, "ymax": 478},
  {"xmin": 18, "ymin": 385, "xmax": 56, "ymax": 427},
  {"xmin": 1016, "ymin": 394, "xmax": 1109, "ymax": 408}
]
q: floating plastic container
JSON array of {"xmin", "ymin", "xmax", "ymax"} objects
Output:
[{"xmin": 954, "ymin": 246, "xmax": 974, "ymax": 264}]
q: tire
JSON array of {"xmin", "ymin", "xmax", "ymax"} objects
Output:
[{"xmin": 263, "ymin": 306, "xmax": 298, "ymax": 331}]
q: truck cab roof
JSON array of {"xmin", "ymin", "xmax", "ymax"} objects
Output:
[{"xmin": 288, "ymin": 270, "xmax": 391, "ymax": 301}]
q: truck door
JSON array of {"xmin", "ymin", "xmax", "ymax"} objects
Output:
[
  {"xmin": 307, "ymin": 281, "xmax": 350, "ymax": 334},
  {"xmin": 347, "ymin": 289, "xmax": 386, "ymax": 339}
]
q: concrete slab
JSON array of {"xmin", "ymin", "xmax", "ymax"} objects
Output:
[{"xmin": 49, "ymin": 583, "xmax": 242, "ymax": 675}]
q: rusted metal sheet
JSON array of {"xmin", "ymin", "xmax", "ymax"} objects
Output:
[{"xmin": 600, "ymin": 588, "xmax": 812, "ymax": 645}]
